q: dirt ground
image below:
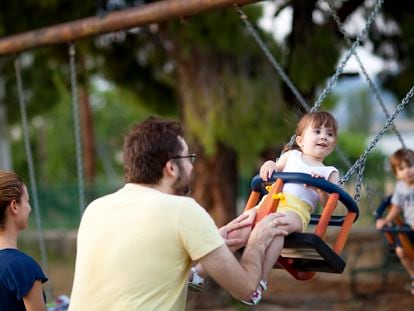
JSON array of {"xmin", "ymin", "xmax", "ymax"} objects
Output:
[
  {"xmin": 46, "ymin": 258, "xmax": 414, "ymax": 310},
  {"xmin": 186, "ymin": 269, "xmax": 413, "ymax": 311},
  {"xmin": 44, "ymin": 250, "xmax": 414, "ymax": 311},
  {"xmin": 260, "ymin": 271, "xmax": 413, "ymax": 311}
]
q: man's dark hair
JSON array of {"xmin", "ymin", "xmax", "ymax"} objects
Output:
[{"xmin": 123, "ymin": 116, "xmax": 184, "ymax": 184}]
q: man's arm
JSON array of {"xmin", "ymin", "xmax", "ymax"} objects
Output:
[{"xmin": 198, "ymin": 213, "xmax": 288, "ymax": 300}]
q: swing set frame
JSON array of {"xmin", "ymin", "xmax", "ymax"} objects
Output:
[{"xmin": 0, "ymin": 0, "xmax": 261, "ymax": 55}]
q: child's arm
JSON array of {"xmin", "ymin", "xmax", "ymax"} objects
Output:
[
  {"xmin": 376, "ymin": 204, "xmax": 402, "ymax": 229},
  {"xmin": 259, "ymin": 152, "xmax": 289, "ymax": 181}
]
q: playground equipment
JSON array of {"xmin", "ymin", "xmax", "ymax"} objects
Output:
[
  {"xmin": 244, "ymin": 172, "xmax": 359, "ymax": 280},
  {"xmin": 349, "ymin": 196, "xmax": 413, "ymax": 297},
  {"xmin": 2, "ymin": 0, "xmax": 414, "ymax": 302},
  {"xmin": 375, "ymin": 196, "xmax": 414, "ymax": 261}
]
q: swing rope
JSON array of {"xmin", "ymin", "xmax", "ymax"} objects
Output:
[
  {"xmin": 68, "ymin": 43, "xmax": 86, "ymax": 216},
  {"xmin": 325, "ymin": 0, "xmax": 407, "ymax": 149},
  {"xmin": 14, "ymin": 56, "xmax": 53, "ymax": 300}
]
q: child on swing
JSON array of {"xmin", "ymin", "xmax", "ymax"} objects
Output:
[
  {"xmin": 232, "ymin": 111, "xmax": 340, "ymax": 304},
  {"xmin": 376, "ymin": 148, "xmax": 414, "ymax": 295}
]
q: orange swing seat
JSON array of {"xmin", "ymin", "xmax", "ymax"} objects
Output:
[{"xmin": 243, "ymin": 172, "xmax": 359, "ymax": 280}]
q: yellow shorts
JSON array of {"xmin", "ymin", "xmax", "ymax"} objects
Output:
[{"xmin": 277, "ymin": 192, "xmax": 312, "ymax": 232}]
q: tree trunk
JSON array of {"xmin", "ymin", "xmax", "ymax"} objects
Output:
[
  {"xmin": 285, "ymin": 0, "xmax": 317, "ymax": 112},
  {"xmin": 170, "ymin": 44, "xmax": 240, "ymax": 309},
  {"xmin": 191, "ymin": 143, "xmax": 238, "ymax": 227},
  {"xmin": 173, "ymin": 51, "xmax": 238, "ymax": 227}
]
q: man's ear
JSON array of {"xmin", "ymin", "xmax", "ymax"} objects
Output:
[{"xmin": 164, "ymin": 160, "xmax": 177, "ymax": 177}]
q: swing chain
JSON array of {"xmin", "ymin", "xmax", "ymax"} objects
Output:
[
  {"xmin": 235, "ymin": 4, "xmax": 360, "ymax": 170},
  {"xmin": 14, "ymin": 56, "xmax": 52, "ymax": 300},
  {"xmin": 312, "ymin": 0, "xmax": 384, "ymax": 111},
  {"xmin": 325, "ymin": 0, "xmax": 406, "ymax": 149},
  {"xmin": 68, "ymin": 43, "xmax": 86, "ymax": 215},
  {"xmin": 353, "ymin": 159, "xmax": 367, "ymax": 202},
  {"xmin": 340, "ymin": 85, "xmax": 414, "ymax": 184},
  {"xmin": 234, "ymin": 5, "xmax": 310, "ymax": 112}
]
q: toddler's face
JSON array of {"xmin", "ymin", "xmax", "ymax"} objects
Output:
[
  {"xmin": 395, "ymin": 162, "xmax": 414, "ymax": 185},
  {"xmin": 297, "ymin": 125, "xmax": 336, "ymax": 161}
]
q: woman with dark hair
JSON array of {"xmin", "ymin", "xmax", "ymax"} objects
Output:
[{"xmin": 0, "ymin": 170, "xmax": 48, "ymax": 311}]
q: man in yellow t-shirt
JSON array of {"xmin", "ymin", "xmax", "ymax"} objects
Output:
[{"xmin": 69, "ymin": 117, "xmax": 287, "ymax": 311}]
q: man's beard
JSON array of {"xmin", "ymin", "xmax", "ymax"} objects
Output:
[{"xmin": 172, "ymin": 162, "xmax": 191, "ymax": 196}]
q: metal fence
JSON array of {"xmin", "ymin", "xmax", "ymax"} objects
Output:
[{"xmin": 30, "ymin": 182, "xmax": 121, "ymax": 229}]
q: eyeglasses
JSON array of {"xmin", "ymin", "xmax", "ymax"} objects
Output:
[{"xmin": 170, "ymin": 154, "xmax": 197, "ymax": 163}]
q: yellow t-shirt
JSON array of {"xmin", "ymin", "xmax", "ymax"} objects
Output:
[{"xmin": 69, "ymin": 183, "xmax": 224, "ymax": 311}]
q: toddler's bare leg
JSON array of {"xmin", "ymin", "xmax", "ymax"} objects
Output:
[
  {"xmin": 261, "ymin": 211, "xmax": 303, "ymax": 280},
  {"xmin": 395, "ymin": 246, "xmax": 414, "ymax": 276}
]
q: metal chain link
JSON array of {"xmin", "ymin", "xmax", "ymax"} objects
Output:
[
  {"xmin": 235, "ymin": 4, "xmax": 353, "ymax": 169},
  {"xmin": 353, "ymin": 159, "xmax": 367, "ymax": 202},
  {"xmin": 288, "ymin": 0, "xmax": 384, "ymax": 151},
  {"xmin": 14, "ymin": 56, "xmax": 53, "ymax": 300},
  {"xmin": 68, "ymin": 43, "xmax": 86, "ymax": 216},
  {"xmin": 324, "ymin": 0, "xmax": 405, "ymax": 200},
  {"xmin": 340, "ymin": 85, "xmax": 414, "ymax": 186},
  {"xmin": 234, "ymin": 5, "xmax": 310, "ymax": 112},
  {"xmin": 325, "ymin": 0, "xmax": 406, "ymax": 149},
  {"xmin": 312, "ymin": 0, "xmax": 384, "ymax": 111}
]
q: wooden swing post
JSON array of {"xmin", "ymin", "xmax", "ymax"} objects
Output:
[{"xmin": 0, "ymin": 0, "xmax": 261, "ymax": 55}]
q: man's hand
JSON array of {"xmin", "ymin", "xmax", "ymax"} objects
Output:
[{"xmin": 248, "ymin": 212, "xmax": 289, "ymax": 250}]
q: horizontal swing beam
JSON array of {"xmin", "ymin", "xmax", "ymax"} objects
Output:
[{"xmin": 0, "ymin": 0, "xmax": 261, "ymax": 56}]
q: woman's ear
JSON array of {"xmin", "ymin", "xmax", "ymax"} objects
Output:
[{"xmin": 9, "ymin": 200, "xmax": 19, "ymax": 215}]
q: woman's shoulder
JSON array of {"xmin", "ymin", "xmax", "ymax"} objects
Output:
[
  {"xmin": 0, "ymin": 249, "xmax": 38, "ymax": 265},
  {"xmin": 0, "ymin": 249, "xmax": 43, "ymax": 280}
]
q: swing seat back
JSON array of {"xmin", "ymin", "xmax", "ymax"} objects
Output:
[{"xmin": 376, "ymin": 196, "xmax": 414, "ymax": 261}]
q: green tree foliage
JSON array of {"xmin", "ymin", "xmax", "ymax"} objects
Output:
[
  {"xmin": 1, "ymin": 0, "xmax": 408, "ymax": 227},
  {"xmin": 369, "ymin": 0, "xmax": 414, "ymax": 113}
]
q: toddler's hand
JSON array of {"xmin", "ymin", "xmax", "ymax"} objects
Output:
[
  {"xmin": 304, "ymin": 172, "xmax": 323, "ymax": 190},
  {"xmin": 259, "ymin": 160, "xmax": 277, "ymax": 181},
  {"xmin": 376, "ymin": 218, "xmax": 388, "ymax": 230},
  {"xmin": 310, "ymin": 172, "xmax": 323, "ymax": 179}
]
